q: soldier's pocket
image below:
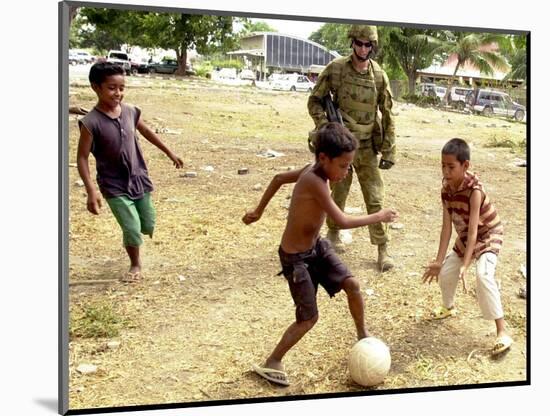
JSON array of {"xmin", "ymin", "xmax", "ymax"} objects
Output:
[
  {"xmin": 372, "ymin": 116, "xmax": 383, "ymax": 153},
  {"xmin": 345, "ymin": 77, "xmax": 376, "ymax": 103}
]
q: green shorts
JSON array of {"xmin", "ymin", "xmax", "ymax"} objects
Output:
[{"xmin": 106, "ymin": 193, "xmax": 156, "ymax": 247}]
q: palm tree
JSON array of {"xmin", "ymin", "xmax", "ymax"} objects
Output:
[
  {"xmin": 504, "ymin": 48, "xmax": 527, "ymax": 82},
  {"xmin": 436, "ymin": 31, "xmax": 510, "ymax": 105},
  {"xmin": 383, "ymin": 27, "xmax": 441, "ymax": 95},
  {"xmin": 503, "ymin": 35, "xmax": 527, "ymax": 84}
]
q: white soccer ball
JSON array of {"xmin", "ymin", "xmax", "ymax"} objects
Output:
[{"xmin": 349, "ymin": 337, "xmax": 391, "ymax": 387}]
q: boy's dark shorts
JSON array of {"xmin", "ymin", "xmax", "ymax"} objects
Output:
[{"xmin": 278, "ymin": 238, "xmax": 352, "ymax": 322}]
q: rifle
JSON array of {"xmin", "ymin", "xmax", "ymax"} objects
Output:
[
  {"xmin": 322, "ymin": 94, "xmax": 343, "ymax": 125},
  {"xmin": 308, "ymin": 94, "xmax": 343, "ymax": 153}
]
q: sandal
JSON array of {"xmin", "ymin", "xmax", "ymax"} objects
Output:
[
  {"xmin": 252, "ymin": 364, "xmax": 290, "ymax": 386},
  {"xmin": 492, "ymin": 335, "xmax": 513, "ymax": 356},
  {"xmin": 121, "ymin": 271, "xmax": 142, "ymax": 283},
  {"xmin": 430, "ymin": 305, "xmax": 458, "ymax": 320}
]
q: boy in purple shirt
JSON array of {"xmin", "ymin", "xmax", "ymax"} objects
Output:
[{"xmin": 77, "ymin": 62, "xmax": 183, "ymax": 282}]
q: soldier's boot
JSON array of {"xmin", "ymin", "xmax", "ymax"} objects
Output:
[
  {"xmin": 327, "ymin": 229, "xmax": 345, "ymax": 253},
  {"xmin": 378, "ymin": 243, "xmax": 394, "ymax": 272}
]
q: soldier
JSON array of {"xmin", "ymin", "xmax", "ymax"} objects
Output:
[{"xmin": 307, "ymin": 24, "xmax": 396, "ymax": 272}]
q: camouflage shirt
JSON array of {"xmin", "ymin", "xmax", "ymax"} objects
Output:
[{"xmin": 307, "ymin": 55, "xmax": 396, "ymax": 162}]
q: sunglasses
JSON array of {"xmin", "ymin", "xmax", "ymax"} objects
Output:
[{"xmin": 353, "ymin": 39, "xmax": 373, "ymax": 48}]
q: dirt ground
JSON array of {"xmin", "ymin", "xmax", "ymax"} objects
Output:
[{"xmin": 66, "ymin": 71, "xmax": 527, "ymax": 411}]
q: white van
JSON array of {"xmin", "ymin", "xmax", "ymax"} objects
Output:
[
  {"xmin": 217, "ymin": 67, "xmax": 237, "ymax": 79},
  {"xmin": 448, "ymin": 86, "xmax": 473, "ymax": 109},
  {"xmin": 417, "ymin": 83, "xmax": 447, "ymax": 101},
  {"xmin": 271, "ymin": 74, "xmax": 315, "ymax": 92},
  {"xmin": 106, "ymin": 50, "xmax": 131, "ymax": 74}
]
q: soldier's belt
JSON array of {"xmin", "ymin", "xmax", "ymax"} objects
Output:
[{"xmin": 342, "ymin": 113, "xmax": 375, "ymax": 134}]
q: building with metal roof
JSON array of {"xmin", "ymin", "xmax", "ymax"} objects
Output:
[
  {"xmin": 417, "ymin": 50, "xmax": 523, "ymax": 88},
  {"xmin": 228, "ymin": 32, "xmax": 340, "ymax": 80}
]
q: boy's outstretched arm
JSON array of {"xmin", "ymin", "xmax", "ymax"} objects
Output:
[
  {"xmin": 136, "ymin": 118, "xmax": 183, "ymax": 168},
  {"xmin": 423, "ymin": 204, "xmax": 452, "ymax": 284},
  {"xmin": 76, "ymin": 125, "xmax": 102, "ymax": 215},
  {"xmin": 312, "ymin": 177, "xmax": 398, "ymax": 228},
  {"xmin": 242, "ymin": 166, "xmax": 309, "ymax": 225}
]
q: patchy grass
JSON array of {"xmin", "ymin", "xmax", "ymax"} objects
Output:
[
  {"xmin": 70, "ymin": 301, "xmax": 129, "ymax": 339},
  {"xmin": 484, "ymin": 132, "xmax": 526, "ymax": 151}
]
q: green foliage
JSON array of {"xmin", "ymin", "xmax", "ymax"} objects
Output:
[
  {"xmin": 70, "ymin": 301, "xmax": 128, "ymax": 339},
  {"xmin": 503, "ymin": 35, "xmax": 527, "ymax": 83},
  {"xmin": 76, "ymin": 8, "xmax": 145, "ymax": 51},
  {"xmin": 74, "ymin": 8, "xmax": 238, "ymax": 75},
  {"xmin": 210, "ymin": 59, "xmax": 244, "ymax": 69},
  {"xmin": 434, "ymin": 32, "xmax": 510, "ymax": 102},
  {"xmin": 134, "ymin": 12, "xmax": 238, "ymax": 56},
  {"xmin": 194, "ymin": 64, "xmax": 213, "ymax": 78},
  {"xmin": 193, "ymin": 58, "xmax": 243, "ymax": 77},
  {"xmin": 309, "ymin": 23, "xmax": 351, "ymax": 55},
  {"xmin": 383, "ymin": 27, "xmax": 442, "ymax": 94},
  {"xmin": 382, "ymin": 61, "xmax": 407, "ymax": 81},
  {"xmin": 239, "ymin": 18, "xmax": 278, "ymax": 35}
]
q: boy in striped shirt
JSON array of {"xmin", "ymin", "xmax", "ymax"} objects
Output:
[{"xmin": 422, "ymin": 138, "xmax": 512, "ymax": 356}]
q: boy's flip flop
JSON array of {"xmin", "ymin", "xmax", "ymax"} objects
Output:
[
  {"xmin": 492, "ymin": 335, "xmax": 513, "ymax": 356},
  {"xmin": 121, "ymin": 271, "xmax": 142, "ymax": 283},
  {"xmin": 430, "ymin": 305, "xmax": 458, "ymax": 320},
  {"xmin": 252, "ymin": 364, "xmax": 290, "ymax": 386}
]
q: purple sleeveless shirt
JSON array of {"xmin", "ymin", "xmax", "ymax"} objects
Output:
[{"xmin": 78, "ymin": 103, "xmax": 154, "ymax": 199}]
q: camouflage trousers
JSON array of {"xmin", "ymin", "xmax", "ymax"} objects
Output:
[{"xmin": 326, "ymin": 143, "xmax": 388, "ymax": 245}]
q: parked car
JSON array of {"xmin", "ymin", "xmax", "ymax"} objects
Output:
[
  {"xmin": 106, "ymin": 50, "xmax": 131, "ymax": 74},
  {"xmin": 129, "ymin": 57, "xmax": 150, "ymax": 74},
  {"xmin": 69, "ymin": 49, "xmax": 94, "ymax": 64},
  {"xmin": 466, "ymin": 88, "xmax": 526, "ymax": 121},
  {"xmin": 271, "ymin": 74, "xmax": 315, "ymax": 92},
  {"xmin": 148, "ymin": 58, "xmax": 178, "ymax": 74},
  {"xmin": 448, "ymin": 86, "xmax": 473, "ymax": 110},
  {"xmin": 76, "ymin": 50, "xmax": 95, "ymax": 64},
  {"xmin": 239, "ymin": 69, "xmax": 256, "ymax": 80},
  {"xmin": 268, "ymin": 73, "xmax": 285, "ymax": 82},
  {"xmin": 148, "ymin": 59, "xmax": 195, "ymax": 75},
  {"xmin": 216, "ymin": 67, "xmax": 238, "ymax": 79},
  {"xmin": 68, "ymin": 50, "xmax": 82, "ymax": 65},
  {"xmin": 417, "ymin": 83, "xmax": 447, "ymax": 102}
]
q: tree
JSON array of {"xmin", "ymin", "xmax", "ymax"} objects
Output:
[
  {"xmin": 76, "ymin": 8, "xmax": 238, "ymax": 75},
  {"xmin": 309, "ymin": 23, "xmax": 350, "ymax": 55},
  {"xmin": 502, "ymin": 35, "xmax": 527, "ymax": 84},
  {"xmin": 239, "ymin": 19, "xmax": 278, "ymax": 35},
  {"xmin": 435, "ymin": 31, "xmax": 510, "ymax": 104},
  {"xmin": 138, "ymin": 13, "xmax": 238, "ymax": 75},
  {"xmin": 77, "ymin": 8, "xmax": 145, "ymax": 52},
  {"xmin": 382, "ymin": 27, "xmax": 441, "ymax": 94}
]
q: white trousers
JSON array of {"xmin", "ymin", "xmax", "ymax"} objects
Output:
[{"xmin": 439, "ymin": 251, "xmax": 504, "ymax": 320}]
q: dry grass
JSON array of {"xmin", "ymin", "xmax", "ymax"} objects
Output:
[{"xmin": 67, "ymin": 72, "xmax": 527, "ymax": 410}]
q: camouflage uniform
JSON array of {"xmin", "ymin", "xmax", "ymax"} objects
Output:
[{"xmin": 307, "ymin": 25, "xmax": 396, "ymax": 267}]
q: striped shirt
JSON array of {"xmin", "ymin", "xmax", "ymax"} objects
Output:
[{"xmin": 441, "ymin": 171, "xmax": 503, "ymax": 259}]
